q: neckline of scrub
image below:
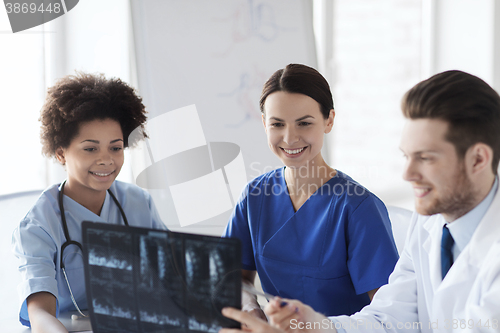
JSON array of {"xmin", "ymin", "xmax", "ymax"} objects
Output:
[{"xmin": 280, "ymin": 167, "xmax": 344, "ymax": 214}]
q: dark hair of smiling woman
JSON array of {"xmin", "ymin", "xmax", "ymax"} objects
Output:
[
  {"xmin": 39, "ymin": 72, "xmax": 148, "ymax": 158},
  {"xmin": 259, "ymin": 63, "xmax": 334, "ymax": 119}
]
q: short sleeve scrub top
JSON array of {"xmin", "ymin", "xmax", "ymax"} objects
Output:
[
  {"xmin": 223, "ymin": 168, "xmax": 399, "ymax": 316},
  {"xmin": 12, "ymin": 180, "xmax": 167, "ymax": 327}
]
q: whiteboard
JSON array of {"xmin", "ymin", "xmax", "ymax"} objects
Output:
[{"xmin": 130, "ymin": 0, "xmax": 317, "ymax": 234}]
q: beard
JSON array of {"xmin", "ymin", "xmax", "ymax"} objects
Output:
[{"xmin": 415, "ymin": 162, "xmax": 478, "ymax": 220}]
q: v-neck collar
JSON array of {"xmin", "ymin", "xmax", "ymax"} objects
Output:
[
  {"xmin": 281, "ymin": 167, "xmax": 339, "ymax": 213},
  {"xmin": 61, "ymin": 188, "xmax": 111, "ymax": 221}
]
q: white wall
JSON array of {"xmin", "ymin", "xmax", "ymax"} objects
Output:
[
  {"xmin": 3, "ymin": 0, "xmax": 500, "ymax": 210},
  {"xmin": 320, "ymin": 0, "xmax": 422, "ymax": 210},
  {"xmin": 319, "ymin": 0, "xmax": 500, "ymax": 210},
  {"xmin": 0, "ymin": 0, "xmax": 134, "ymax": 196},
  {"xmin": 434, "ymin": 0, "xmax": 495, "ymax": 83}
]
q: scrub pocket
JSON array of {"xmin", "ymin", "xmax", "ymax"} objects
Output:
[
  {"xmin": 303, "ymin": 273, "xmax": 371, "ymax": 316},
  {"xmin": 302, "ymin": 274, "xmax": 353, "ymax": 315}
]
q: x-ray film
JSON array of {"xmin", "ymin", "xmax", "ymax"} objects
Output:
[{"xmin": 82, "ymin": 222, "xmax": 241, "ymax": 333}]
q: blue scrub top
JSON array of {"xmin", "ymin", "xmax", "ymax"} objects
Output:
[
  {"xmin": 11, "ymin": 180, "xmax": 167, "ymax": 327},
  {"xmin": 223, "ymin": 168, "xmax": 399, "ymax": 316}
]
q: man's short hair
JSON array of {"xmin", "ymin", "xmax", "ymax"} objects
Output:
[{"xmin": 402, "ymin": 70, "xmax": 500, "ymax": 174}]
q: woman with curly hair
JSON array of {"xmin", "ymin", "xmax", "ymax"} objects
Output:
[{"xmin": 12, "ymin": 72, "xmax": 167, "ymax": 333}]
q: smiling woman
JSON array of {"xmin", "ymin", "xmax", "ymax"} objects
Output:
[
  {"xmin": 11, "ymin": 73, "xmax": 167, "ymax": 333},
  {"xmin": 223, "ymin": 64, "xmax": 400, "ymax": 319},
  {"xmin": 55, "ymin": 119, "xmax": 126, "ymax": 215}
]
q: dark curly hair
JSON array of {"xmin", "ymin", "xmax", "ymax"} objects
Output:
[{"xmin": 40, "ymin": 72, "xmax": 148, "ymax": 157}]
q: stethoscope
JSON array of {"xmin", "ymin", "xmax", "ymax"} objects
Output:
[{"xmin": 58, "ymin": 179, "xmax": 129, "ymax": 318}]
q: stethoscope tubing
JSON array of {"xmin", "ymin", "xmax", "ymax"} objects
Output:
[
  {"xmin": 58, "ymin": 179, "xmax": 129, "ymax": 268},
  {"xmin": 58, "ymin": 179, "xmax": 129, "ymax": 317}
]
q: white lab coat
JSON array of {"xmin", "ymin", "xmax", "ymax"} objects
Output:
[{"xmin": 334, "ymin": 190, "xmax": 500, "ymax": 332}]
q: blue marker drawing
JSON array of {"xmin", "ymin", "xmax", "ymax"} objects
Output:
[
  {"xmin": 212, "ymin": 0, "xmax": 280, "ymax": 57},
  {"xmin": 219, "ymin": 67, "xmax": 268, "ymax": 128}
]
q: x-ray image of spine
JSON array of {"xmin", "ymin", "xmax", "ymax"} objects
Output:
[
  {"xmin": 89, "ymin": 248, "xmax": 132, "ymax": 270},
  {"xmin": 136, "ymin": 234, "xmax": 188, "ymax": 330},
  {"xmin": 139, "ymin": 236, "xmax": 161, "ymax": 288},
  {"xmin": 209, "ymin": 246, "xmax": 239, "ymax": 301},
  {"xmin": 83, "ymin": 225, "xmax": 241, "ymax": 332},
  {"xmin": 183, "ymin": 238, "xmax": 242, "ymax": 331},
  {"xmin": 86, "ymin": 229, "xmax": 138, "ymax": 331},
  {"xmin": 87, "ymin": 230, "xmax": 133, "ymax": 268},
  {"xmin": 185, "ymin": 240, "xmax": 210, "ymax": 294},
  {"xmin": 185, "ymin": 239, "xmax": 219, "ymax": 328},
  {"xmin": 92, "ymin": 284, "xmax": 136, "ymax": 320},
  {"xmin": 188, "ymin": 317, "xmax": 220, "ymax": 333}
]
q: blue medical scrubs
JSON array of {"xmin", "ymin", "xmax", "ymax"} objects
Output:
[
  {"xmin": 223, "ymin": 168, "xmax": 399, "ymax": 316},
  {"xmin": 11, "ymin": 180, "xmax": 167, "ymax": 327}
]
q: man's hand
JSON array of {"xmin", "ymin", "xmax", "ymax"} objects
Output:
[
  {"xmin": 220, "ymin": 307, "xmax": 283, "ymax": 333},
  {"xmin": 265, "ymin": 298, "xmax": 336, "ymax": 333}
]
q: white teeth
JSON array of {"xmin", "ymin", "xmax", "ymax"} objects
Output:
[
  {"xmin": 91, "ymin": 171, "xmax": 112, "ymax": 177},
  {"xmin": 415, "ymin": 188, "xmax": 430, "ymax": 195},
  {"xmin": 283, "ymin": 147, "xmax": 305, "ymax": 154}
]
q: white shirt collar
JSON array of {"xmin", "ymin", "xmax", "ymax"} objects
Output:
[{"xmin": 446, "ymin": 177, "xmax": 498, "ymax": 257}]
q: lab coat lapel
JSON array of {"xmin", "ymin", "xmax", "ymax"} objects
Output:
[
  {"xmin": 440, "ymin": 188, "xmax": 500, "ymax": 285},
  {"xmin": 422, "ymin": 215, "xmax": 443, "ymax": 293},
  {"xmin": 466, "ymin": 188, "xmax": 500, "ymax": 267},
  {"xmin": 433, "ymin": 189, "xmax": 500, "ymax": 321}
]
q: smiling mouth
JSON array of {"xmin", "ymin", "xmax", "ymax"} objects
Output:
[
  {"xmin": 281, "ymin": 147, "xmax": 306, "ymax": 155},
  {"xmin": 89, "ymin": 170, "xmax": 115, "ymax": 177},
  {"xmin": 414, "ymin": 187, "xmax": 431, "ymax": 197}
]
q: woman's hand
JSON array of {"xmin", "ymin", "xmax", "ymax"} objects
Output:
[
  {"xmin": 265, "ymin": 298, "xmax": 336, "ymax": 333},
  {"xmin": 241, "ymin": 270, "xmax": 267, "ymax": 321},
  {"xmin": 27, "ymin": 292, "xmax": 69, "ymax": 333},
  {"xmin": 220, "ymin": 307, "xmax": 283, "ymax": 333},
  {"xmin": 241, "ymin": 288, "xmax": 267, "ymax": 321},
  {"xmin": 244, "ymin": 306, "xmax": 268, "ymax": 321}
]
